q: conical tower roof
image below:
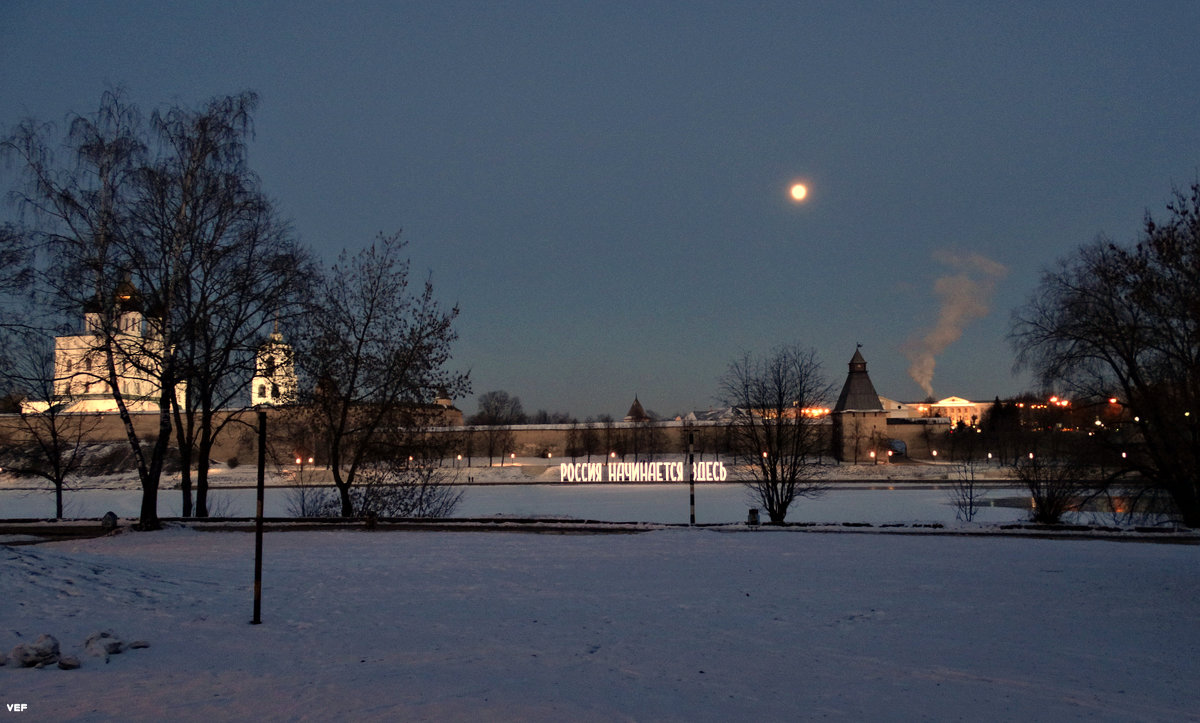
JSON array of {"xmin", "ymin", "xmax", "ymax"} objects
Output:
[
  {"xmin": 834, "ymin": 348, "xmax": 883, "ymax": 412},
  {"xmin": 624, "ymin": 396, "xmax": 650, "ymax": 422}
]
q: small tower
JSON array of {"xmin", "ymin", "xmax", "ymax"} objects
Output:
[
  {"xmin": 624, "ymin": 396, "xmax": 651, "ymax": 423},
  {"xmin": 251, "ymin": 330, "xmax": 297, "ymax": 406},
  {"xmin": 832, "ymin": 348, "xmax": 888, "ymax": 463}
]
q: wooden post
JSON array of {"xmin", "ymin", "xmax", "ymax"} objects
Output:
[
  {"xmin": 251, "ymin": 409, "xmax": 266, "ymax": 625},
  {"xmin": 687, "ymin": 430, "xmax": 695, "ymax": 526}
]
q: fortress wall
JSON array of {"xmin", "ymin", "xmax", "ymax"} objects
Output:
[{"xmin": 1, "ymin": 412, "xmax": 951, "ymax": 466}]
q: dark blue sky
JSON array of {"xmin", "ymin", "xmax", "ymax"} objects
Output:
[{"xmin": 3, "ymin": 2, "xmax": 1198, "ymax": 418}]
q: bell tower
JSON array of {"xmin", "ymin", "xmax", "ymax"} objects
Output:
[{"xmin": 251, "ymin": 327, "xmax": 297, "ymax": 407}]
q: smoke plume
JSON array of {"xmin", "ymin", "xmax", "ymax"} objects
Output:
[{"xmin": 904, "ymin": 251, "xmax": 1008, "ymax": 399}]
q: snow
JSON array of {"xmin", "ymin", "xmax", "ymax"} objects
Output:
[
  {"xmin": 0, "ymin": 456, "xmax": 1029, "ymax": 524},
  {"xmin": 0, "ymin": 454, "xmax": 1009, "ymax": 494},
  {"xmin": 0, "ymin": 483, "xmax": 1035, "ymax": 524},
  {"xmin": 3, "ymin": 527, "xmax": 1198, "ymax": 720}
]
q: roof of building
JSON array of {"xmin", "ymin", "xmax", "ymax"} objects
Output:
[
  {"xmin": 932, "ymin": 396, "xmax": 975, "ymax": 406},
  {"xmin": 624, "ymin": 396, "xmax": 650, "ymax": 422},
  {"xmin": 834, "ymin": 348, "xmax": 884, "ymax": 412},
  {"xmin": 84, "ymin": 277, "xmax": 145, "ymax": 314},
  {"xmin": 681, "ymin": 407, "xmax": 736, "ymax": 422}
]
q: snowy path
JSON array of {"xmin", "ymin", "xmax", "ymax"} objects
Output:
[{"xmin": 3, "ymin": 528, "xmax": 1198, "ymax": 721}]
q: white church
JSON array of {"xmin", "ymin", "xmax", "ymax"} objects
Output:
[
  {"xmin": 46, "ymin": 280, "xmax": 180, "ymax": 414},
  {"xmin": 29, "ymin": 281, "xmax": 295, "ymax": 414}
]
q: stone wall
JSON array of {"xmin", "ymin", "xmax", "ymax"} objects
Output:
[{"xmin": 0, "ymin": 411, "xmax": 954, "ymax": 467}]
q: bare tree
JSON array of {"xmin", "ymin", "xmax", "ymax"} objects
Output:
[
  {"xmin": 285, "ymin": 471, "xmax": 330, "ymax": 518},
  {"xmin": 352, "ymin": 460, "xmax": 463, "ymax": 518},
  {"xmin": 1016, "ymin": 449, "xmax": 1094, "ymax": 524},
  {"xmin": 469, "ymin": 390, "xmax": 524, "ymax": 466},
  {"xmin": 844, "ymin": 414, "xmax": 869, "ymax": 464},
  {"xmin": 946, "ymin": 426, "xmax": 988, "ymax": 522},
  {"xmin": 0, "ymin": 329, "xmax": 102, "ymax": 518},
  {"xmin": 0, "ymin": 225, "xmax": 32, "ymax": 402},
  {"xmin": 4, "ymin": 90, "xmax": 175, "ymax": 528},
  {"xmin": 580, "ymin": 419, "xmax": 600, "ymax": 462},
  {"xmin": 530, "ymin": 409, "xmax": 570, "ymax": 424},
  {"xmin": 4, "ymin": 89, "xmax": 307, "ymax": 528},
  {"xmin": 626, "ymin": 416, "xmax": 665, "ymax": 462},
  {"xmin": 136, "ymin": 92, "xmax": 311, "ymax": 516},
  {"xmin": 0, "ymin": 224, "xmax": 33, "ymax": 333},
  {"xmin": 295, "ymin": 232, "xmax": 468, "ymax": 516},
  {"xmin": 471, "ymin": 390, "xmax": 525, "ymax": 424},
  {"xmin": 720, "ymin": 344, "xmax": 833, "ymax": 523},
  {"xmin": 1012, "ymin": 183, "xmax": 1200, "ymax": 527}
]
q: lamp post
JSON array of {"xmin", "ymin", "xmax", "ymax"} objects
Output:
[
  {"xmin": 251, "ymin": 408, "xmax": 266, "ymax": 625},
  {"xmin": 686, "ymin": 430, "xmax": 696, "ymax": 526}
]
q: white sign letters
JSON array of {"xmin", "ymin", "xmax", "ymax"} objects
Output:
[{"xmin": 559, "ymin": 461, "xmax": 727, "ymax": 483}]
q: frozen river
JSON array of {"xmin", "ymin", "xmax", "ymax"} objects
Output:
[{"xmin": 0, "ymin": 483, "xmax": 1033, "ymax": 525}]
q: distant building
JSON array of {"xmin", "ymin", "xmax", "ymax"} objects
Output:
[
  {"xmin": 926, "ymin": 396, "xmax": 982, "ymax": 426},
  {"xmin": 831, "ymin": 348, "xmax": 888, "ymax": 463},
  {"xmin": 47, "ymin": 280, "xmax": 182, "ymax": 414},
  {"xmin": 250, "ymin": 330, "xmax": 297, "ymax": 407},
  {"xmin": 679, "ymin": 408, "xmax": 736, "ymax": 423},
  {"xmin": 878, "ymin": 395, "xmax": 984, "ymax": 427}
]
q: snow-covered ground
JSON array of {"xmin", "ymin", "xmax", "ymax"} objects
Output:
[
  {"xmin": 3, "ymin": 527, "xmax": 1198, "ymax": 720},
  {"xmin": 0, "ymin": 484, "xmax": 1035, "ymax": 525}
]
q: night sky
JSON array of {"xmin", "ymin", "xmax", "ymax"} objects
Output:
[{"xmin": 3, "ymin": 2, "xmax": 1197, "ymax": 419}]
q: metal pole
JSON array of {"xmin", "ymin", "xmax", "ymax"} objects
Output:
[
  {"xmin": 687, "ymin": 431, "xmax": 695, "ymax": 526},
  {"xmin": 251, "ymin": 409, "xmax": 266, "ymax": 625}
]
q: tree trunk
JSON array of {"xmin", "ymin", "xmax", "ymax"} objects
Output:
[
  {"xmin": 172, "ymin": 401, "xmax": 193, "ymax": 517},
  {"xmin": 196, "ymin": 422, "xmax": 215, "ymax": 517},
  {"xmin": 136, "ymin": 389, "xmax": 175, "ymax": 531}
]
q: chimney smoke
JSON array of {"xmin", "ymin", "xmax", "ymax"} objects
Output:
[{"xmin": 904, "ymin": 251, "xmax": 1007, "ymax": 398}]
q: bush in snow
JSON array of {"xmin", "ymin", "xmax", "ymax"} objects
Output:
[{"xmin": 287, "ymin": 461, "xmax": 462, "ymax": 519}]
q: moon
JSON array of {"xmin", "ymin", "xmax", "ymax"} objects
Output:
[{"xmin": 789, "ymin": 183, "xmax": 808, "ymax": 202}]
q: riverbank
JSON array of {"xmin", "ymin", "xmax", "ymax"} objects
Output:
[{"xmin": 0, "ymin": 454, "xmax": 1017, "ymax": 492}]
